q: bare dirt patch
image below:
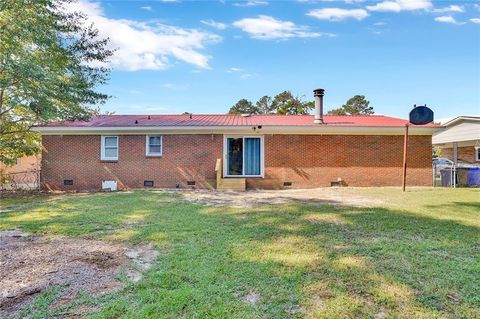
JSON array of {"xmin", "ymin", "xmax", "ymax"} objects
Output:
[
  {"xmin": 178, "ymin": 188, "xmax": 382, "ymax": 208},
  {"xmin": 235, "ymin": 290, "xmax": 260, "ymax": 306},
  {"xmin": 0, "ymin": 229, "xmax": 158, "ymax": 318}
]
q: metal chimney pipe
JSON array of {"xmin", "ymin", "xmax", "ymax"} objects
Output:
[{"xmin": 313, "ymin": 88, "xmax": 325, "ymax": 124}]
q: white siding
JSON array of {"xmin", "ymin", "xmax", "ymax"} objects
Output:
[{"xmin": 433, "ymin": 120, "xmax": 480, "ymax": 144}]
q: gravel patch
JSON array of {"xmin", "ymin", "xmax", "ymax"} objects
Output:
[{"xmin": 178, "ymin": 188, "xmax": 382, "ymax": 208}]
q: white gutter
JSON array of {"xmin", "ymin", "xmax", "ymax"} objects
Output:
[{"xmin": 33, "ymin": 125, "xmax": 441, "ymax": 136}]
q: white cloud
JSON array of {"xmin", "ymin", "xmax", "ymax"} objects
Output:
[
  {"xmin": 63, "ymin": 1, "xmax": 221, "ymax": 71},
  {"xmin": 469, "ymin": 18, "xmax": 480, "ymax": 24},
  {"xmin": 367, "ymin": 0, "xmax": 432, "ymax": 12},
  {"xmin": 201, "ymin": 19, "xmax": 227, "ymax": 30},
  {"xmin": 433, "ymin": 5, "xmax": 464, "ymax": 13},
  {"xmin": 233, "ymin": 15, "xmax": 333, "ymax": 40},
  {"xmin": 373, "ymin": 21, "xmax": 387, "ymax": 26},
  {"xmin": 434, "ymin": 15, "xmax": 463, "ymax": 25},
  {"xmin": 307, "ymin": 8, "xmax": 369, "ymax": 21},
  {"xmin": 140, "ymin": 6, "xmax": 152, "ymax": 11},
  {"xmin": 233, "ymin": 1, "xmax": 268, "ymax": 7},
  {"xmin": 228, "ymin": 67, "xmax": 253, "ymax": 79}
]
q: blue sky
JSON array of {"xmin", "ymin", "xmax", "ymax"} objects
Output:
[{"xmin": 72, "ymin": 0, "xmax": 480, "ymax": 122}]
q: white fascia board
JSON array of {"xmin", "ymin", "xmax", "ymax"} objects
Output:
[
  {"xmin": 32, "ymin": 125, "xmax": 440, "ymax": 136},
  {"xmin": 442, "ymin": 116, "xmax": 480, "ymax": 127}
]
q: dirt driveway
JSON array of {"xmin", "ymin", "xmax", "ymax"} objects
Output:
[{"xmin": 177, "ymin": 187, "xmax": 383, "ymax": 208}]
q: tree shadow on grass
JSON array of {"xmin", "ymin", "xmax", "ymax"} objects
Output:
[
  {"xmin": 425, "ymin": 201, "xmax": 480, "ymax": 211},
  {"xmin": 200, "ymin": 202, "xmax": 479, "ymax": 318},
  {"xmin": 1, "ymin": 191, "xmax": 479, "ymax": 318}
]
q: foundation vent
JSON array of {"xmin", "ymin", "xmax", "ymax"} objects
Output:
[
  {"xmin": 64, "ymin": 179, "xmax": 73, "ymax": 186},
  {"xmin": 144, "ymin": 181, "xmax": 154, "ymax": 188}
]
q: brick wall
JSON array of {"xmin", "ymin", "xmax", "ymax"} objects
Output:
[
  {"xmin": 247, "ymin": 134, "xmax": 432, "ymax": 189},
  {"xmin": 440, "ymin": 146, "xmax": 478, "ymax": 164},
  {"xmin": 41, "ymin": 134, "xmax": 222, "ymax": 191},
  {"xmin": 41, "ymin": 134, "xmax": 433, "ymax": 191}
]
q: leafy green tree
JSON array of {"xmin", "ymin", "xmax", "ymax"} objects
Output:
[
  {"xmin": 255, "ymin": 95, "xmax": 274, "ymax": 114},
  {"xmin": 228, "ymin": 99, "xmax": 257, "ymax": 114},
  {"xmin": 273, "ymin": 91, "xmax": 314, "ymax": 115},
  {"xmin": 328, "ymin": 95, "xmax": 374, "ymax": 115},
  {"xmin": 0, "ymin": 0, "xmax": 113, "ymax": 165},
  {"xmin": 227, "ymin": 91, "xmax": 314, "ymax": 115}
]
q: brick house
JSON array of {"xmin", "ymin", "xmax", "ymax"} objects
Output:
[
  {"xmin": 34, "ymin": 103, "xmax": 440, "ymax": 191},
  {"xmin": 433, "ymin": 116, "xmax": 480, "ymax": 164}
]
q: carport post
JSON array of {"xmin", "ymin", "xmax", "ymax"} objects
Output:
[{"xmin": 402, "ymin": 124, "xmax": 409, "ymax": 192}]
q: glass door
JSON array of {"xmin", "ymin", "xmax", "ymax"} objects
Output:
[
  {"xmin": 227, "ymin": 138, "xmax": 243, "ymax": 175},
  {"xmin": 226, "ymin": 137, "xmax": 262, "ymax": 176},
  {"xmin": 244, "ymin": 138, "xmax": 261, "ymax": 175}
]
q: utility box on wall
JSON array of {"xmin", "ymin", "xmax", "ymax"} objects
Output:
[{"xmin": 102, "ymin": 180, "xmax": 118, "ymax": 191}]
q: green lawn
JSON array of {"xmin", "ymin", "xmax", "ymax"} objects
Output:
[{"xmin": 1, "ymin": 188, "xmax": 479, "ymax": 319}]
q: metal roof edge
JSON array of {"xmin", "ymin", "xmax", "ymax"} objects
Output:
[{"xmin": 33, "ymin": 125, "xmax": 440, "ymax": 136}]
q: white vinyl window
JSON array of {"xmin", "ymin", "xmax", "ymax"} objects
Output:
[
  {"xmin": 475, "ymin": 146, "xmax": 480, "ymax": 161},
  {"xmin": 101, "ymin": 136, "xmax": 118, "ymax": 160},
  {"xmin": 146, "ymin": 135, "xmax": 162, "ymax": 156}
]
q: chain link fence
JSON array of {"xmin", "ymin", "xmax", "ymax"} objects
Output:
[{"xmin": 433, "ymin": 162, "xmax": 480, "ymax": 188}]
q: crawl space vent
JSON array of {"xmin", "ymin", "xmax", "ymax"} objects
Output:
[
  {"xmin": 187, "ymin": 181, "xmax": 196, "ymax": 186},
  {"xmin": 144, "ymin": 180, "xmax": 154, "ymax": 188},
  {"xmin": 283, "ymin": 181, "xmax": 292, "ymax": 187},
  {"xmin": 63, "ymin": 179, "xmax": 73, "ymax": 186}
]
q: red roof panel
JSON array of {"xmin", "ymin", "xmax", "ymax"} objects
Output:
[{"xmin": 44, "ymin": 114, "xmax": 439, "ymax": 128}]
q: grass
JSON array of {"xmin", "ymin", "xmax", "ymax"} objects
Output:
[{"xmin": 1, "ymin": 188, "xmax": 479, "ymax": 319}]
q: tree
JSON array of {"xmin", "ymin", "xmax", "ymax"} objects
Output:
[
  {"xmin": 273, "ymin": 91, "xmax": 314, "ymax": 115},
  {"xmin": 227, "ymin": 91, "xmax": 314, "ymax": 115},
  {"xmin": 328, "ymin": 95, "xmax": 374, "ymax": 115},
  {"xmin": 228, "ymin": 99, "xmax": 257, "ymax": 114},
  {"xmin": 255, "ymin": 95, "xmax": 274, "ymax": 114},
  {"xmin": 0, "ymin": 0, "xmax": 113, "ymax": 165}
]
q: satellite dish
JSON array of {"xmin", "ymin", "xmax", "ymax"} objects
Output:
[{"xmin": 409, "ymin": 105, "xmax": 433, "ymax": 125}]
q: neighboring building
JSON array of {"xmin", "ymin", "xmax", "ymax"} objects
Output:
[
  {"xmin": 33, "ymin": 108, "xmax": 440, "ymax": 191},
  {"xmin": 433, "ymin": 116, "xmax": 480, "ymax": 164},
  {"xmin": 0, "ymin": 155, "xmax": 41, "ymax": 190},
  {"xmin": 0, "ymin": 155, "xmax": 40, "ymax": 174}
]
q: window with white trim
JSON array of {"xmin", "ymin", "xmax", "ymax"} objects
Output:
[
  {"xmin": 475, "ymin": 146, "xmax": 480, "ymax": 161},
  {"xmin": 146, "ymin": 135, "xmax": 162, "ymax": 156},
  {"xmin": 224, "ymin": 136, "xmax": 264, "ymax": 177},
  {"xmin": 101, "ymin": 136, "xmax": 118, "ymax": 160}
]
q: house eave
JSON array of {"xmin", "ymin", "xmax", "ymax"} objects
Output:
[{"xmin": 32, "ymin": 125, "xmax": 441, "ymax": 136}]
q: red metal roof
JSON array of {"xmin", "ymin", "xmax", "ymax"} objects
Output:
[{"xmin": 45, "ymin": 114, "xmax": 439, "ymax": 128}]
